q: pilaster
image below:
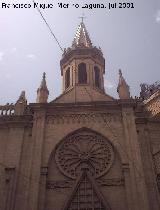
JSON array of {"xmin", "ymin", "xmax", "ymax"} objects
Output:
[
  {"xmin": 138, "ymin": 126, "xmax": 160, "ymax": 210},
  {"xmin": 27, "ymin": 109, "xmax": 46, "ymax": 210},
  {"xmin": 38, "ymin": 167, "xmax": 48, "ymax": 210},
  {"xmin": 122, "ymin": 107, "xmax": 150, "ymax": 210},
  {"xmin": 122, "ymin": 164, "xmax": 133, "ymax": 210}
]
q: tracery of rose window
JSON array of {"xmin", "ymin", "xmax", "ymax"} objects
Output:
[{"xmin": 55, "ymin": 130, "xmax": 114, "ymax": 179}]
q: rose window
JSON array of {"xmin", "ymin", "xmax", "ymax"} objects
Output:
[{"xmin": 55, "ymin": 130, "xmax": 114, "ymax": 179}]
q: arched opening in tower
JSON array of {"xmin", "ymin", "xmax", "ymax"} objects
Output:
[
  {"xmin": 94, "ymin": 66, "xmax": 101, "ymax": 88},
  {"xmin": 78, "ymin": 63, "xmax": 87, "ymax": 84},
  {"xmin": 65, "ymin": 67, "xmax": 70, "ymax": 89}
]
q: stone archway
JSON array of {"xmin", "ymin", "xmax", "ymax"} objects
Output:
[{"xmin": 45, "ymin": 128, "xmax": 127, "ymax": 210}]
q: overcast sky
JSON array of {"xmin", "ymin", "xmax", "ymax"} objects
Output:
[{"xmin": 0, "ymin": 0, "xmax": 160, "ymax": 104}]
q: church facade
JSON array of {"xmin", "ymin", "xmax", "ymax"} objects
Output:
[{"xmin": 0, "ymin": 21, "xmax": 160, "ymax": 210}]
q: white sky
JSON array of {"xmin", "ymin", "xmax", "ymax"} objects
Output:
[{"xmin": 0, "ymin": 0, "xmax": 160, "ymax": 104}]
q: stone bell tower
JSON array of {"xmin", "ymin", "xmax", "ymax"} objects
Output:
[
  {"xmin": 54, "ymin": 20, "xmax": 113, "ymax": 103},
  {"xmin": 61, "ymin": 21, "xmax": 105, "ymax": 92}
]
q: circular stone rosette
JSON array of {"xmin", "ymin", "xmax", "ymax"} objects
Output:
[{"xmin": 55, "ymin": 131, "xmax": 114, "ymax": 179}]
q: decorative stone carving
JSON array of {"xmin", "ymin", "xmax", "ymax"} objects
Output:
[
  {"xmin": 47, "ymin": 113, "xmax": 121, "ymax": 125},
  {"xmin": 140, "ymin": 81, "xmax": 160, "ymax": 99},
  {"xmin": 55, "ymin": 130, "xmax": 114, "ymax": 179},
  {"xmin": 97, "ymin": 178, "xmax": 125, "ymax": 186},
  {"xmin": 46, "ymin": 178, "xmax": 124, "ymax": 190},
  {"xmin": 46, "ymin": 180, "xmax": 74, "ymax": 189}
]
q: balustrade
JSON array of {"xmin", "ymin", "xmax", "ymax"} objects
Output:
[{"xmin": 0, "ymin": 104, "xmax": 15, "ymax": 116}]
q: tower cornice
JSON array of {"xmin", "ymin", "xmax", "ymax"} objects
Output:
[{"xmin": 60, "ymin": 47, "xmax": 105, "ymax": 76}]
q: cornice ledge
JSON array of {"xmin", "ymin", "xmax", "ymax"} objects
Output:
[{"xmin": 0, "ymin": 115, "xmax": 33, "ymax": 127}]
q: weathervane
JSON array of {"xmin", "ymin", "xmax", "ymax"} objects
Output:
[{"xmin": 79, "ymin": 13, "xmax": 86, "ymax": 23}]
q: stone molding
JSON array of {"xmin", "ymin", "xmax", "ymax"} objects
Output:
[
  {"xmin": 46, "ymin": 178, "xmax": 124, "ymax": 190},
  {"xmin": 97, "ymin": 178, "xmax": 125, "ymax": 186},
  {"xmin": 46, "ymin": 113, "xmax": 122, "ymax": 125}
]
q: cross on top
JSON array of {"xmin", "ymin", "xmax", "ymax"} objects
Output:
[
  {"xmin": 43, "ymin": 72, "xmax": 46, "ymax": 79},
  {"xmin": 79, "ymin": 14, "xmax": 86, "ymax": 23}
]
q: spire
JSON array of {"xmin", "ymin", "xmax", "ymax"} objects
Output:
[
  {"xmin": 15, "ymin": 91, "xmax": 27, "ymax": 115},
  {"xmin": 17, "ymin": 91, "xmax": 27, "ymax": 104},
  {"xmin": 40, "ymin": 72, "xmax": 48, "ymax": 90},
  {"xmin": 36, "ymin": 72, "xmax": 49, "ymax": 103},
  {"xmin": 72, "ymin": 21, "xmax": 92, "ymax": 48},
  {"xmin": 117, "ymin": 69, "xmax": 130, "ymax": 99}
]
